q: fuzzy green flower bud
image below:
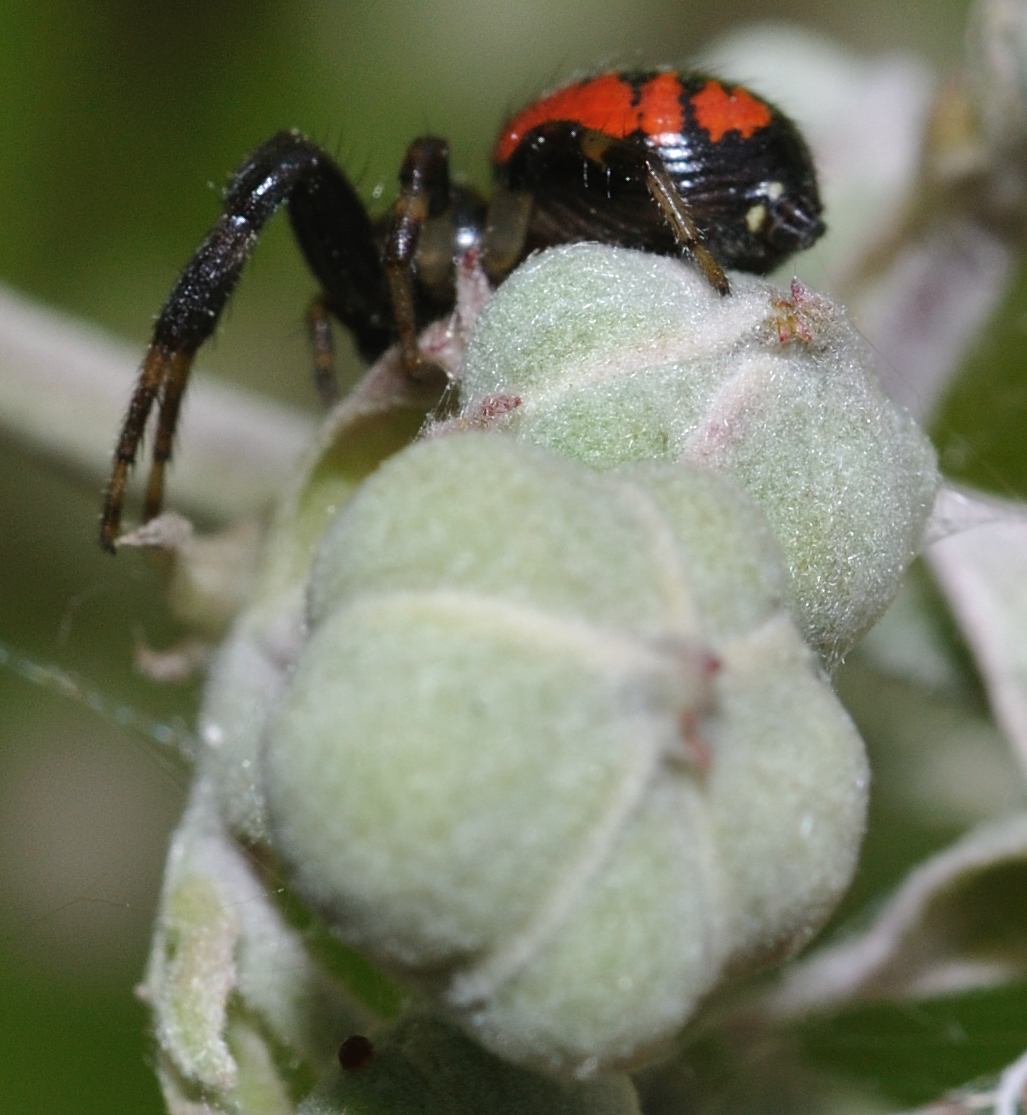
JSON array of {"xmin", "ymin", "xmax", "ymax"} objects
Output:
[
  {"xmin": 262, "ymin": 432, "xmax": 868, "ymax": 1076},
  {"xmin": 197, "ymin": 370, "xmax": 442, "ymax": 842},
  {"xmin": 450, "ymin": 243, "xmax": 938, "ymax": 665}
]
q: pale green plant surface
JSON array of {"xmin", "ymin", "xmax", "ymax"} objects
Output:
[{"xmin": 4, "ymin": 2, "xmax": 1027, "ymax": 1113}]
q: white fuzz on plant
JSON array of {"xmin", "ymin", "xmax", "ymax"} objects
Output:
[
  {"xmin": 449, "ymin": 243, "xmax": 939, "ymax": 666},
  {"xmin": 262, "ymin": 433, "xmax": 869, "ymax": 1076}
]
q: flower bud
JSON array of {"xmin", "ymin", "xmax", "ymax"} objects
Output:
[
  {"xmin": 197, "ymin": 374, "xmax": 440, "ymax": 842},
  {"xmin": 451, "ymin": 243, "xmax": 938, "ymax": 665},
  {"xmin": 263, "ymin": 433, "xmax": 868, "ymax": 1075}
]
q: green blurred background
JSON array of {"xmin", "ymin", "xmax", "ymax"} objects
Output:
[{"xmin": 0, "ymin": 1, "xmax": 974, "ymax": 1111}]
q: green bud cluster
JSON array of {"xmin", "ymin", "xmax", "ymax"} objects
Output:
[
  {"xmin": 188, "ymin": 244, "xmax": 938, "ymax": 1083},
  {"xmin": 450, "ymin": 244, "xmax": 938, "ymax": 665},
  {"xmin": 263, "ymin": 433, "xmax": 869, "ymax": 1075}
]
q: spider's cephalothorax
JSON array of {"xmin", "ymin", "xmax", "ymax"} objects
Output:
[{"xmin": 100, "ymin": 69, "xmax": 824, "ymax": 551}]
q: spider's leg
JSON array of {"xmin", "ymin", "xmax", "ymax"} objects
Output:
[
  {"xmin": 497, "ymin": 121, "xmax": 730, "ymax": 295},
  {"xmin": 603, "ymin": 136, "xmax": 731, "ymax": 296},
  {"xmin": 381, "ymin": 136, "xmax": 452, "ymax": 377},
  {"xmin": 101, "ymin": 130, "xmax": 389, "ymax": 551},
  {"xmin": 305, "ymin": 294, "xmax": 340, "ymax": 407},
  {"xmin": 481, "ymin": 186, "xmax": 534, "ymax": 283},
  {"xmin": 101, "ymin": 347, "xmax": 184, "ymax": 551}
]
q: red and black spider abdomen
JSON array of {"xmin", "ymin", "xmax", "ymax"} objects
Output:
[{"xmin": 493, "ymin": 70, "xmax": 824, "ymax": 275}]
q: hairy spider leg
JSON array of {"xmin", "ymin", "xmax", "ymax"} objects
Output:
[
  {"xmin": 100, "ymin": 130, "xmax": 392, "ymax": 551},
  {"xmin": 382, "ymin": 136, "xmax": 454, "ymax": 375}
]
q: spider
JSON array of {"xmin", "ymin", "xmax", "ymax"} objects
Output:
[{"xmin": 100, "ymin": 68, "xmax": 824, "ymax": 551}]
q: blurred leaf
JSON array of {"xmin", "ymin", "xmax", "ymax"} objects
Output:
[
  {"xmin": 933, "ymin": 253, "xmax": 1027, "ymax": 498},
  {"xmin": 758, "ymin": 814, "xmax": 1027, "ymax": 1016},
  {"xmin": 928, "ymin": 487, "xmax": 1027, "ymax": 775}
]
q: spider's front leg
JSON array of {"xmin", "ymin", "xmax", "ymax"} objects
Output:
[{"xmin": 100, "ymin": 130, "xmax": 392, "ymax": 552}]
